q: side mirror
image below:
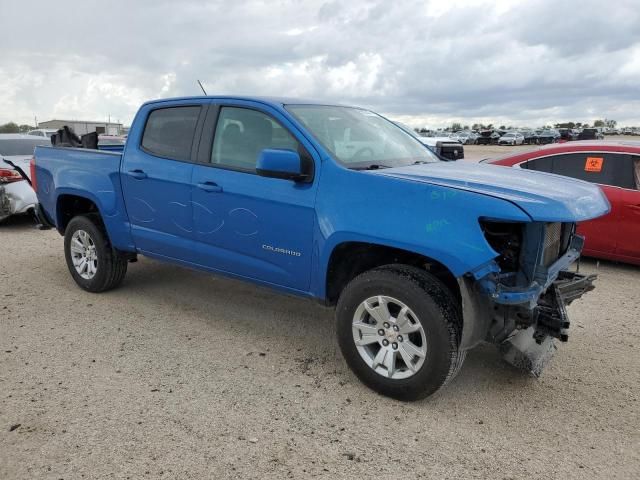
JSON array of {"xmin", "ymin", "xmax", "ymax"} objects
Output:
[{"xmin": 256, "ymin": 149, "xmax": 308, "ymax": 182}]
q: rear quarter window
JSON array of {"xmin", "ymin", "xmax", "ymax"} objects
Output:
[
  {"xmin": 549, "ymin": 153, "xmax": 635, "ymax": 189},
  {"xmin": 141, "ymin": 106, "xmax": 201, "ymax": 161}
]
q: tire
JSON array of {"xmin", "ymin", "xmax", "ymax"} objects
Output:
[
  {"xmin": 336, "ymin": 265, "xmax": 465, "ymax": 401},
  {"xmin": 64, "ymin": 215, "xmax": 127, "ymax": 293}
]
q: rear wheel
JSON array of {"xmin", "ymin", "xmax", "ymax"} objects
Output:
[
  {"xmin": 64, "ymin": 215, "xmax": 127, "ymax": 292},
  {"xmin": 336, "ymin": 265, "xmax": 465, "ymax": 400}
]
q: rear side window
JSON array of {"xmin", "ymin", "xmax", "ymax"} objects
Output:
[
  {"xmin": 141, "ymin": 106, "xmax": 201, "ymax": 161},
  {"xmin": 548, "ymin": 153, "xmax": 635, "ymax": 189}
]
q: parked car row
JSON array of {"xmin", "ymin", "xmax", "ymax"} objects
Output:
[
  {"xmin": 416, "ymin": 126, "xmax": 617, "ymax": 146},
  {"xmin": 606, "ymin": 127, "xmax": 640, "ymax": 136}
]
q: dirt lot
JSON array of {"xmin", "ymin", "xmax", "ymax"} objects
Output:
[{"xmin": 1, "ymin": 144, "xmax": 639, "ymax": 479}]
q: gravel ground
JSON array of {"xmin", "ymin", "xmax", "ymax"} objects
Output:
[{"xmin": 1, "ymin": 149, "xmax": 639, "ymax": 478}]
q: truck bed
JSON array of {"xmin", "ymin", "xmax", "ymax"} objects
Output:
[{"xmin": 34, "ymin": 146, "xmax": 134, "ymax": 250}]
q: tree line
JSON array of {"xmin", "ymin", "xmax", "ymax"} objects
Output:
[{"xmin": 0, "ymin": 122, "xmax": 36, "ymax": 134}]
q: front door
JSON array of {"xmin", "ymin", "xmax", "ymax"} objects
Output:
[{"xmin": 190, "ymin": 103, "xmax": 318, "ymax": 291}]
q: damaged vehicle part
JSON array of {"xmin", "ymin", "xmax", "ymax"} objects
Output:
[
  {"xmin": 0, "ymin": 134, "xmax": 49, "ymax": 223},
  {"xmin": 32, "ymin": 96, "xmax": 610, "ymax": 400}
]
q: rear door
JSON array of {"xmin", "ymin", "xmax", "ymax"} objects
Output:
[
  {"xmin": 190, "ymin": 102, "xmax": 318, "ymax": 291},
  {"xmin": 121, "ymin": 102, "xmax": 206, "ymax": 260}
]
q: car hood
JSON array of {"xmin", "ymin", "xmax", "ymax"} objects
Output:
[{"xmin": 373, "ymin": 162, "xmax": 610, "ymax": 222}]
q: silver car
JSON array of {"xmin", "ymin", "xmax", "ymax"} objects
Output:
[
  {"xmin": 498, "ymin": 132, "xmax": 525, "ymax": 145},
  {"xmin": 452, "ymin": 130, "xmax": 478, "ymax": 145},
  {"xmin": 0, "ymin": 134, "xmax": 50, "ymax": 222}
]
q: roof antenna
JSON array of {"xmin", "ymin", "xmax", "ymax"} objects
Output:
[{"xmin": 197, "ymin": 79, "xmax": 208, "ymax": 95}]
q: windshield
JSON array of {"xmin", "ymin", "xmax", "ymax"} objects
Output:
[
  {"xmin": 0, "ymin": 138, "xmax": 50, "ymax": 156},
  {"xmin": 286, "ymin": 105, "xmax": 439, "ymax": 169}
]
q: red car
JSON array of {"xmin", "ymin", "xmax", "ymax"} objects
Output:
[{"xmin": 483, "ymin": 141, "xmax": 640, "ymax": 265}]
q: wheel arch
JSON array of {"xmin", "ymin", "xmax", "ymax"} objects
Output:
[
  {"xmin": 56, "ymin": 192, "xmax": 103, "ymax": 235},
  {"xmin": 53, "ymin": 187, "xmax": 136, "ymax": 252},
  {"xmin": 322, "ymin": 240, "xmax": 462, "ymax": 307}
]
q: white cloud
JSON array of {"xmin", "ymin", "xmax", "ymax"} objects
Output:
[{"xmin": 1, "ymin": 0, "xmax": 639, "ymax": 128}]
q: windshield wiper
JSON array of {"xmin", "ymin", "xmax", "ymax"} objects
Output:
[{"xmin": 351, "ymin": 164, "xmax": 392, "ymax": 170}]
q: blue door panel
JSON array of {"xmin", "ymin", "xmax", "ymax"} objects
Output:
[
  {"xmin": 121, "ymin": 151, "xmax": 195, "ymax": 260},
  {"xmin": 190, "ymin": 100, "xmax": 319, "ymax": 290},
  {"xmin": 191, "ymin": 167, "xmax": 315, "ymax": 289}
]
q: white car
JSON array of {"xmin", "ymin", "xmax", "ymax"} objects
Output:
[
  {"xmin": 0, "ymin": 134, "xmax": 50, "ymax": 223},
  {"xmin": 27, "ymin": 129, "xmax": 57, "ymax": 138},
  {"xmin": 498, "ymin": 132, "xmax": 525, "ymax": 145}
]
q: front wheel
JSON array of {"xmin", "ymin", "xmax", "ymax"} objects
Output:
[
  {"xmin": 64, "ymin": 215, "xmax": 127, "ymax": 292},
  {"xmin": 336, "ymin": 265, "xmax": 465, "ymax": 400}
]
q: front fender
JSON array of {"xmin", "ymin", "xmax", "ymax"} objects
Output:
[{"xmin": 311, "ymin": 160, "xmax": 532, "ymax": 299}]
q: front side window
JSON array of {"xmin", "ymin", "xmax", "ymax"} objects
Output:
[
  {"xmin": 141, "ymin": 106, "xmax": 201, "ymax": 161},
  {"xmin": 286, "ymin": 105, "xmax": 439, "ymax": 169},
  {"xmin": 211, "ymin": 107, "xmax": 300, "ymax": 171}
]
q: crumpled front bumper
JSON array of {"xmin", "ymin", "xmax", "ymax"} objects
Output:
[
  {"xmin": 0, "ymin": 181, "xmax": 37, "ymax": 221},
  {"xmin": 460, "ymin": 233, "xmax": 596, "ymax": 353},
  {"xmin": 475, "ymin": 235, "xmax": 587, "ymax": 308},
  {"xmin": 498, "ymin": 271, "xmax": 596, "ymax": 376}
]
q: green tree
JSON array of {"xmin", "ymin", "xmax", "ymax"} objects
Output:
[
  {"xmin": 0, "ymin": 122, "xmax": 20, "ymax": 133},
  {"xmin": 593, "ymin": 119, "xmax": 605, "ymax": 127},
  {"xmin": 19, "ymin": 124, "xmax": 35, "ymax": 133},
  {"xmin": 451, "ymin": 122, "xmax": 462, "ymax": 131},
  {"xmin": 604, "ymin": 118, "xmax": 617, "ymax": 128}
]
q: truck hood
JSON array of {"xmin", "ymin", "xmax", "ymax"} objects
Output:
[{"xmin": 374, "ymin": 162, "xmax": 610, "ymax": 222}]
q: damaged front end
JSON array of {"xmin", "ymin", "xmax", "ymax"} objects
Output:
[{"xmin": 459, "ymin": 220, "xmax": 596, "ymax": 376}]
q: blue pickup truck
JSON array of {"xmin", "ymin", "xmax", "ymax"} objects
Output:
[{"xmin": 32, "ymin": 96, "xmax": 609, "ymax": 400}]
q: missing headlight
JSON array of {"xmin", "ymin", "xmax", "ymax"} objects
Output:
[{"xmin": 480, "ymin": 220, "xmax": 524, "ymax": 272}]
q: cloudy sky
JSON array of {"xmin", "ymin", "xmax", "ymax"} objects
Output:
[{"xmin": 1, "ymin": 0, "xmax": 639, "ymax": 129}]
